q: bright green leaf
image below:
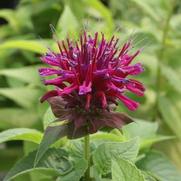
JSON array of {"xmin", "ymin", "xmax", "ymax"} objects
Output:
[
  {"xmin": 85, "ymin": 0, "xmax": 114, "ymax": 34},
  {"xmin": 0, "ymin": 128, "xmax": 42, "ymax": 144},
  {"xmin": 57, "ymin": 5, "xmax": 79, "ymax": 37},
  {"xmin": 0, "ymin": 40, "xmax": 46, "ymax": 53}
]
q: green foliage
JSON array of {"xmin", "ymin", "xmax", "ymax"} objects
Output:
[
  {"xmin": 0, "ymin": 40, "xmax": 46, "ymax": 53},
  {"xmin": 112, "ymin": 158, "xmax": 145, "ymax": 181},
  {"xmin": 122, "ymin": 120, "xmax": 174, "ymax": 149},
  {"xmin": 4, "ymin": 148, "xmax": 76, "ymax": 181},
  {"xmin": 1, "ymin": 120, "xmax": 179, "ymax": 180},
  {"xmin": 0, "ymin": 66, "xmax": 41, "ymax": 84},
  {"xmin": 137, "ymin": 151, "xmax": 181, "ymax": 181},
  {"xmin": 0, "ymin": 0, "xmax": 181, "ymax": 180},
  {"xmin": 0, "ymin": 128, "xmax": 42, "ymax": 144},
  {"xmin": 93, "ymin": 138, "xmax": 139, "ymax": 175},
  {"xmin": 43, "ymin": 107, "xmax": 56, "ymax": 129},
  {"xmin": 34, "ymin": 122, "xmax": 69, "ymax": 166}
]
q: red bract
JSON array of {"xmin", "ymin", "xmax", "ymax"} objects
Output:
[{"xmin": 39, "ymin": 32, "xmax": 145, "ymax": 138}]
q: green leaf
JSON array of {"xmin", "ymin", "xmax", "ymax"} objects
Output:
[
  {"xmin": 132, "ymin": 0, "xmax": 161, "ymax": 22},
  {"xmin": 158, "ymin": 95, "xmax": 181, "ymax": 138},
  {"xmin": 137, "ymin": 151, "xmax": 181, "ymax": 181},
  {"xmin": 112, "ymin": 158, "xmax": 145, "ymax": 181},
  {"xmin": 161, "ymin": 64, "xmax": 181, "ymax": 93},
  {"xmin": 4, "ymin": 148, "xmax": 73, "ymax": 181},
  {"xmin": 90, "ymin": 132, "xmax": 124, "ymax": 148},
  {"xmin": 57, "ymin": 5, "xmax": 79, "ymax": 37},
  {"xmin": 140, "ymin": 135, "xmax": 174, "ymax": 149},
  {"xmin": 0, "ymin": 66, "xmax": 41, "ymax": 84},
  {"xmin": 34, "ymin": 122, "xmax": 69, "ymax": 166},
  {"xmin": 0, "ymin": 87, "xmax": 41, "ymax": 108},
  {"xmin": 0, "ymin": 147, "xmax": 23, "ymax": 171},
  {"xmin": 0, "ymin": 128, "xmax": 42, "ymax": 144},
  {"xmin": 43, "ymin": 107, "xmax": 56, "ymax": 129},
  {"xmin": 93, "ymin": 138, "xmax": 139, "ymax": 175},
  {"xmin": 56, "ymin": 159, "xmax": 87, "ymax": 181},
  {"xmin": 0, "ymin": 108, "xmax": 39, "ymax": 129},
  {"xmin": 85, "ymin": 0, "xmax": 114, "ymax": 34},
  {"xmin": 122, "ymin": 120, "xmax": 158, "ymax": 139},
  {"xmin": 0, "ymin": 40, "xmax": 46, "ymax": 53},
  {"xmin": 122, "ymin": 120, "xmax": 173, "ymax": 148},
  {"xmin": 142, "ymin": 171, "xmax": 158, "ymax": 181},
  {"xmin": 0, "ymin": 9, "xmax": 19, "ymax": 31}
]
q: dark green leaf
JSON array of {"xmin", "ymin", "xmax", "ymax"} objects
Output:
[
  {"xmin": 4, "ymin": 148, "xmax": 73, "ymax": 181},
  {"xmin": 34, "ymin": 122, "xmax": 69, "ymax": 166}
]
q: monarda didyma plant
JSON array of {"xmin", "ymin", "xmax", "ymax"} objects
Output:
[{"xmin": 39, "ymin": 32, "xmax": 145, "ymax": 179}]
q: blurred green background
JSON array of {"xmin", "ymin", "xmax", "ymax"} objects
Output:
[{"xmin": 0, "ymin": 0, "xmax": 180, "ymax": 178}]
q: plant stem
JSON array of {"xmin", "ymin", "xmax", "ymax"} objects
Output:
[
  {"xmin": 153, "ymin": 0, "xmax": 176, "ymax": 121},
  {"xmin": 84, "ymin": 134, "xmax": 90, "ymax": 181}
]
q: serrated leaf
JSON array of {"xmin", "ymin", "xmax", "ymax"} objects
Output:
[
  {"xmin": 0, "ymin": 128, "xmax": 42, "ymax": 144},
  {"xmin": 34, "ymin": 123, "xmax": 69, "ymax": 166},
  {"xmin": 137, "ymin": 151, "xmax": 181, "ymax": 181},
  {"xmin": 56, "ymin": 159, "xmax": 87, "ymax": 181},
  {"xmin": 0, "ymin": 40, "xmax": 46, "ymax": 53},
  {"xmin": 112, "ymin": 158, "xmax": 145, "ymax": 181},
  {"xmin": 0, "ymin": 87, "xmax": 41, "ymax": 108},
  {"xmin": 4, "ymin": 148, "xmax": 73, "ymax": 181},
  {"xmin": 93, "ymin": 138, "xmax": 139, "ymax": 175},
  {"xmin": 0, "ymin": 66, "xmax": 41, "ymax": 84}
]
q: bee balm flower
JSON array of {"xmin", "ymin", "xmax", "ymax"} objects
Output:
[{"xmin": 39, "ymin": 32, "xmax": 145, "ymax": 138}]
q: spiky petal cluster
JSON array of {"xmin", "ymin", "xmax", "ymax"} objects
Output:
[{"xmin": 39, "ymin": 32, "xmax": 145, "ymax": 138}]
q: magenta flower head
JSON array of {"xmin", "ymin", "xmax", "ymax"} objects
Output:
[{"xmin": 39, "ymin": 32, "xmax": 145, "ymax": 138}]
